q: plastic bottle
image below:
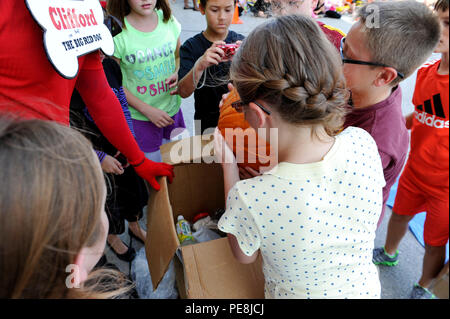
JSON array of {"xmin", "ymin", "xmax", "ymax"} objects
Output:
[{"xmin": 176, "ymin": 215, "xmax": 197, "ymax": 246}]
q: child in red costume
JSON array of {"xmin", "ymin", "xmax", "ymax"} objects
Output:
[{"xmin": 0, "ymin": 0, "xmax": 173, "ymax": 191}]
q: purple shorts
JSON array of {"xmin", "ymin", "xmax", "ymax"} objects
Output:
[{"xmin": 132, "ymin": 109, "xmax": 186, "ymax": 153}]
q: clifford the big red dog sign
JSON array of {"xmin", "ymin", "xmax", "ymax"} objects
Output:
[{"xmin": 25, "ymin": 0, "xmax": 114, "ymax": 79}]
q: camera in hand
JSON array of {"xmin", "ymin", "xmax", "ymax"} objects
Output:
[{"xmin": 217, "ymin": 43, "xmax": 238, "ymax": 59}]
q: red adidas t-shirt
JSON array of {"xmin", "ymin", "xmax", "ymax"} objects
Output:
[{"xmin": 403, "ymin": 59, "xmax": 449, "ymax": 199}]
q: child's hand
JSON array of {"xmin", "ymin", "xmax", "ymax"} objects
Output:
[
  {"xmin": 166, "ymin": 73, "xmax": 179, "ymax": 96},
  {"xmin": 101, "ymin": 154, "xmax": 124, "ymax": 175},
  {"xmin": 239, "ymin": 166, "xmax": 261, "ymax": 180},
  {"xmin": 214, "ymin": 127, "xmax": 237, "ymax": 166},
  {"xmin": 198, "ymin": 41, "xmax": 227, "ymax": 70},
  {"xmin": 141, "ymin": 106, "xmax": 175, "ymax": 128},
  {"xmin": 114, "ymin": 151, "xmax": 130, "ymax": 168},
  {"xmin": 219, "ymin": 83, "xmax": 235, "ymax": 109}
]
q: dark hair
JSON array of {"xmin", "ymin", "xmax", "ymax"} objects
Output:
[
  {"xmin": 230, "ymin": 15, "xmax": 349, "ymax": 136},
  {"xmin": 107, "ymin": 0, "xmax": 172, "ymax": 25},
  {"xmin": 200, "ymin": 0, "xmax": 237, "ymax": 8},
  {"xmin": 435, "ymin": 0, "xmax": 449, "ymax": 12}
]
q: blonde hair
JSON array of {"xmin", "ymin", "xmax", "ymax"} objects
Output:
[
  {"xmin": 357, "ymin": 1, "xmax": 441, "ymax": 86},
  {"xmin": 0, "ymin": 116, "xmax": 131, "ymax": 298},
  {"xmin": 230, "ymin": 14, "xmax": 349, "ymax": 136}
]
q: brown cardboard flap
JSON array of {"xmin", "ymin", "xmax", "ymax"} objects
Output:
[
  {"xmin": 181, "ymin": 237, "xmax": 265, "ymax": 299},
  {"xmin": 169, "ymin": 163, "xmax": 225, "ymax": 222},
  {"xmin": 146, "ymin": 176, "xmax": 179, "ymax": 290}
]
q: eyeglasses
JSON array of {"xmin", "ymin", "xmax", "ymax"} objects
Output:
[
  {"xmin": 231, "ymin": 100, "xmax": 271, "ymax": 115},
  {"xmin": 340, "ymin": 37, "xmax": 404, "ymax": 79}
]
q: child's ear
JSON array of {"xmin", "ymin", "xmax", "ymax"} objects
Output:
[
  {"xmin": 73, "ymin": 251, "xmax": 89, "ymax": 286},
  {"xmin": 248, "ymin": 102, "xmax": 269, "ymax": 128},
  {"xmin": 374, "ymin": 67, "xmax": 399, "ymax": 87}
]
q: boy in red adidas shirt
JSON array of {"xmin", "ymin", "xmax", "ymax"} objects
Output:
[{"xmin": 373, "ymin": 0, "xmax": 449, "ymax": 299}]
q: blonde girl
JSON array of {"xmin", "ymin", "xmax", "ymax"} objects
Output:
[{"xmin": 0, "ymin": 117, "xmax": 130, "ymax": 298}]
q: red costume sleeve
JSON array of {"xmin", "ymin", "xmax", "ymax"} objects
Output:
[{"xmin": 75, "ymin": 59, "xmax": 174, "ymax": 190}]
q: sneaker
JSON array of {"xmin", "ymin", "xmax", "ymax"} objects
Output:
[
  {"xmin": 410, "ymin": 283, "xmax": 437, "ymax": 299},
  {"xmin": 372, "ymin": 247, "xmax": 399, "ymax": 266}
]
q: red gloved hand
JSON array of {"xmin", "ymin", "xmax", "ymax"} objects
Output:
[{"xmin": 130, "ymin": 156, "xmax": 174, "ymax": 191}]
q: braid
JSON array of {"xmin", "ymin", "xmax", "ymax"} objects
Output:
[{"xmin": 231, "ymin": 15, "xmax": 350, "ymax": 135}]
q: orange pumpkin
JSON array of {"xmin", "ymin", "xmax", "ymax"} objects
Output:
[{"xmin": 217, "ymin": 88, "xmax": 275, "ymax": 171}]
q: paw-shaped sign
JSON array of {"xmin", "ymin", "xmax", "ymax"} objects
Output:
[{"xmin": 26, "ymin": 0, "xmax": 114, "ymax": 79}]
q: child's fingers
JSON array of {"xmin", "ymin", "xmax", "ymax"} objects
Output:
[
  {"xmin": 168, "ymin": 81, "xmax": 178, "ymax": 89},
  {"xmin": 112, "ymin": 161, "xmax": 124, "ymax": 175},
  {"xmin": 165, "ymin": 75, "xmax": 178, "ymax": 85},
  {"xmin": 113, "ymin": 166, "xmax": 124, "ymax": 175},
  {"xmin": 244, "ymin": 166, "xmax": 261, "ymax": 177},
  {"xmin": 238, "ymin": 166, "xmax": 249, "ymax": 178},
  {"xmin": 212, "ymin": 40, "xmax": 226, "ymax": 48},
  {"xmin": 219, "ymin": 92, "xmax": 229, "ymax": 109},
  {"xmin": 206, "ymin": 52, "xmax": 223, "ymax": 64},
  {"xmin": 157, "ymin": 120, "xmax": 168, "ymax": 128},
  {"xmin": 158, "ymin": 117, "xmax": 174, "ymax": 128}
]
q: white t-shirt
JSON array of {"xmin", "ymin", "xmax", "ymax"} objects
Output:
[{"xmin": 218, "ymin": 127, "xmax": 386, "ymax": 299}]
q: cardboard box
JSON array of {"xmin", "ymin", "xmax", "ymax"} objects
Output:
[{"xmin": 145, "ymin": 134, "xmax": 265, "ymax": 299}]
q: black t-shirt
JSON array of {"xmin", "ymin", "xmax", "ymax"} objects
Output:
[{"xmin": 178, "ymin": 31, "xmax": 244, "ymax": 132}]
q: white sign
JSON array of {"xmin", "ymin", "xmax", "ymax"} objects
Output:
[{"xmin": 25, "ymin": 0, "xmax": 114, "ymax": 79}]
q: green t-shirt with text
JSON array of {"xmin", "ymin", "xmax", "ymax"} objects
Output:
[{"xmin": 113, "ymin": 10, "xmax": 181, "ymax": 120}]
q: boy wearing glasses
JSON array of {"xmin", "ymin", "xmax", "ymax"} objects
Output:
[
  {"xmin": 341, "ymin": 1, "xmax": 440, "ymax": 228},
  {"xmin": 373, "ymin": 0, "xmax": 449, "ymax": 299}
]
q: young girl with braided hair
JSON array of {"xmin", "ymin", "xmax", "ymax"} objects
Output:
[{"xmin": 215, "ymin": 15, "xmax": 386, "ymax": 299}]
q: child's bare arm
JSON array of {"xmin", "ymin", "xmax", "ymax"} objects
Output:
[
  {"xmin": 227, "ymin": 234, "xmax": 259, "ymax": 264},
  {"xmin": 405, "ymin": 112, "xmax": 414, "ymax": 129},
  {"xmin": 177, "ymin": 41, "xmax": 226, "ymax": 98},
  {"xmin": 168, "ymin": 38, "xmax": 182, "ymax": 94},
  {"xmin": 214, "ymin": 128, "xmax": 240, "ymax": 198}
]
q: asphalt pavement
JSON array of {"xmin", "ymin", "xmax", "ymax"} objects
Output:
[{"xmin": 104, "ymin": 1, "xmax": 431, "ymax": 299}]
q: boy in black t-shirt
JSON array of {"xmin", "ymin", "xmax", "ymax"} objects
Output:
[{"xmin": 177, "ymin": 0, "xmax": 244, "ymax": 134}]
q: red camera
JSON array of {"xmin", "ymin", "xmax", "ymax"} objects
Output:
[{"xmin": 217, "ymin": 43, "xmax": 238, "ymax": 59}]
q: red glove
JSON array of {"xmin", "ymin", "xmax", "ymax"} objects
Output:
[{"xmin": 130, "ymin": 156, "xmax": 174, "ymax": 191}]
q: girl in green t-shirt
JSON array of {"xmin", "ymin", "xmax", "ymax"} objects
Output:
[{"xmin": 108, "ymin": 0, "xmax": 185, "ymax": 162}]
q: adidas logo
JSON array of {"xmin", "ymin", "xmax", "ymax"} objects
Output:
[{"xmin": 414, "ymin": 93, "xmax": 449, "ymax": 129}]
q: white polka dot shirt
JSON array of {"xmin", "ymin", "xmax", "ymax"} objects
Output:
[{"xmin": 218, "ymin": 127, "xmax": 386, "ymax": 299}]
